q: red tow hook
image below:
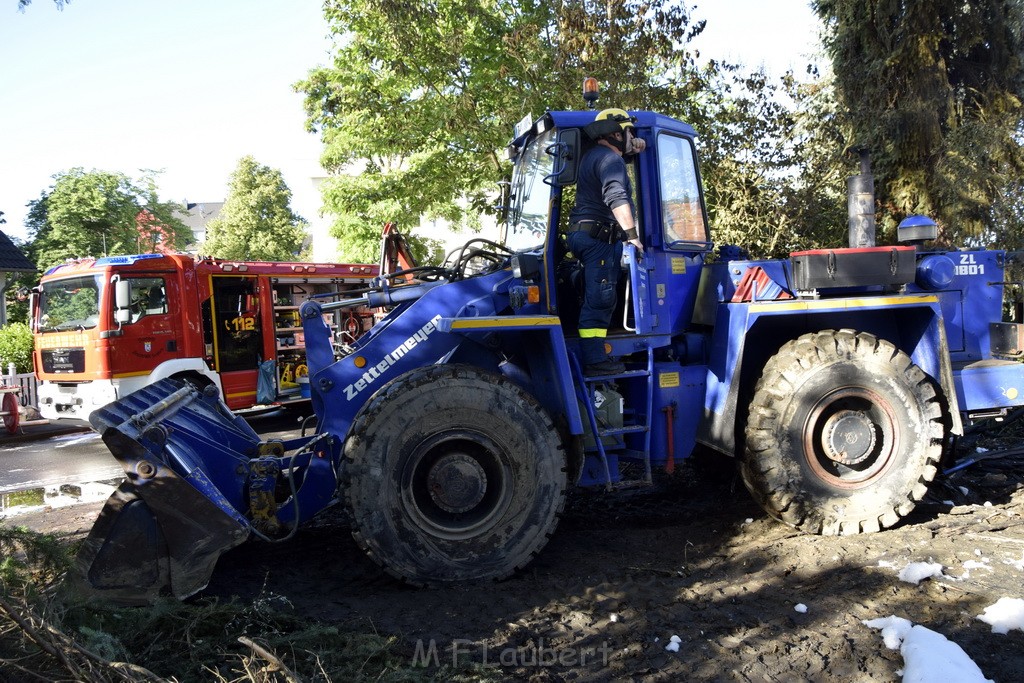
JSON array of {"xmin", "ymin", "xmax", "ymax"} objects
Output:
[{"xmin": 662, "ymin": 402, "xmax": 676, "ymax": 474}]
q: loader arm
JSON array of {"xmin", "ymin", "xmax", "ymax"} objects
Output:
[{"xmin": 300, "ymin": 270, "xmax": 515, "ymax": 438}]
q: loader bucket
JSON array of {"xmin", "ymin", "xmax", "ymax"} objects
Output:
[{"xmin": 73, "ymin": 379, "xmax": 261, "ymax": 604}]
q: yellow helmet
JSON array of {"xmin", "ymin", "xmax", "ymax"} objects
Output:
[
  {"xmin": 584, "ymin": 108, "xmax": 636, "ymax": 141},
  {"xmin": 595, "ymin": 108, "xmax": 635, "ymax": 130}
]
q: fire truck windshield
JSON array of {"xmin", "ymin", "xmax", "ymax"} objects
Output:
[{"xmin": 38, "ymin": 275, "xmax": 103, "ymax": 332}]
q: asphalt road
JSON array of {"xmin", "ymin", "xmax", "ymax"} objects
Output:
[
  {"xmin": 0, "ymin": 430, "xmax": 117, "ymax": 493},
  {"xmin": 0, "ymin": 409, "xmax": 311, "ymax": 495}
]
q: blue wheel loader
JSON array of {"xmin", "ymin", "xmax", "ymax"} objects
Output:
[{"xmin": 76, "ymin": 93, "xmax": 1024, "ymax": 603}]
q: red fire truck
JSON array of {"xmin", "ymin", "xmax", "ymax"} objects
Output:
[{"xmin": 31, "ymin": 253, "xmax": 379, "ymax": 420}]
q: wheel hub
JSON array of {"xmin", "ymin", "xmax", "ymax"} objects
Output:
[
  {"xmin": 426, "ymin": 453, "xmax": 488, "ymax": 514},
  {"xmin": 822, "ymin": 410, "xmax": 876, "ymax": 466}
]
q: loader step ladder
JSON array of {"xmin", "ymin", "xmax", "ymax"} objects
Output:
[{"xmin": 571, "ymin": 347, "xmax": 655, "ymax": 489}]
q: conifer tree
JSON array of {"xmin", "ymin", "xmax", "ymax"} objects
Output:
[{"xmin": 814, "ymin": 0, "xmax": 1024, "ymax": 244}]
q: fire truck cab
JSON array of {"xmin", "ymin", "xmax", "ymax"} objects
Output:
[{"xmin": 32, "ymin": 253, "xmax": 378, "ymax": 420}]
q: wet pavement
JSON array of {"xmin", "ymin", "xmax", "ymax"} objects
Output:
[
  {"xmin": 0, "ymin": 417, "xmax": 91, "ymax": 446},
  {"xmin": 0, "ymin": 408, "xmax": 308, "ymax": 520},
  {"xmin": 0, "ymin": 418, "xmax": 110, "ymax": 519}
]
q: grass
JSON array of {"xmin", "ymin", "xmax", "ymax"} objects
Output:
[{"xmin": 0, "ymin": 525, "xmax": 490, "ymax": 682}]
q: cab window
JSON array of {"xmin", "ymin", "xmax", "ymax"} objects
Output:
[
  {"xmin": 506, "ymin": 128, "xmax": 556, "ymax": 251},
  {"xmin": 38, "ymin": 275, "xmax": 102, "ymax": 331},
  {"xmin": 127, "ymin": 277, "xmax": 168, "ymax": 323},
  {"xmin": 657, "ymin": 134, "xmax": 708, "ymax": 248}
]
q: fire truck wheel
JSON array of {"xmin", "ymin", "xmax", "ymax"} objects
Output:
[
  {"xmin": 343, "ymin": 364, "xmax": 567, "ymax": 585},
  {"xmin": 742, "ymin": 329, "xmax": 946, "ymax": 535}
]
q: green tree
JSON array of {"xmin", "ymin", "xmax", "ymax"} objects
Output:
[
  {"xmin": 813, "ymin": 0, "xmax": 1024, "ymax": 246},
  {"xmin": 28, "ymin": 169, "xmax": 191, "ymax": 269},
  {"xmin": 22, "ymin": 191, "xmax": 50, "ymax": 263},
  {"xmin": 200, "ymin": 156, "xmax": 308, "ymax": 261},
  {"xmin": 0, "ymin": 211, "xmax": 31, "ymax": 323},
  {"xmin": 298, "ymin": 0, "xmax": 712, "ymax": 260},
  {"xmin": 699, "ymin": 66, "xmax": 851, "ymax": 258},
  {"xmin": 2, "ymin": 231, "xmax": 36, "ymax": 325},
  {"xmin": 991, "ymin": 165, "xmax": 1024, "ymax": 243},
  {"xmin": 4, "ymin": 198, "xmax": 53, "ymax": 324}
]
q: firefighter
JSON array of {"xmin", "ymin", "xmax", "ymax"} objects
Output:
[{"xmin": 566, "ymin": 107, "xmax": 646, "ymax": 375}]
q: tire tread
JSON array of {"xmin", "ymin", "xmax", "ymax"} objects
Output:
[{"xmin": 741, "ymin": 329, "xmax": 947, "ymax": 536}]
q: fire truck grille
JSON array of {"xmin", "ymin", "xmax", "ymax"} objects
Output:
[{"xmin": 42, "ymin": 348, "xmax": 85, "ymax": 374}]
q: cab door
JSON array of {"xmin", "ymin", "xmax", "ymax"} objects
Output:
[
  {"xmin": 209, "ymin": 275, "xmax": 263, "ymax": 410},
  {"xmin": 110, "ymin": 274, "xmax": 182, "ymax": 380},
  {"xmin": 627, "ymin": 132, "xmax": 709, "ymax": 336}
]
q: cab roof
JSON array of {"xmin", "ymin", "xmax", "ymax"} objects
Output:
[{"xmin": 511, "ymin": 110, "xmax": 697, "ymax": 149}]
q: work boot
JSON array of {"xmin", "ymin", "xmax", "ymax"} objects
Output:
[{"xmin": 584, "ymin": 359, "xmax": 626, "ymax": 376}]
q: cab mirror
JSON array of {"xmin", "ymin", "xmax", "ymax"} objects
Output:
[
  {"xmin": 28, "ymin": 292, "xmax": 38, "ymax": 332},
  {"xmin": 545, "ymin": 128, "xmax": 580, "ymax": 187},
  {"xmin": 115, "ymin": 279, "xmax": 130, "ymax": 309},
  {"xmin": 114, "ymin": 279, "xmax": 131, "ymax": 324}
]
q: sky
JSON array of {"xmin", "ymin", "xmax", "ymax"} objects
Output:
[{"xmin": 0, "ymin": 0, "xmax": 823, "ymax": 255}]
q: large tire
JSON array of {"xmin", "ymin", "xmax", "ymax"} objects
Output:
[
  {"xmin": 343, "ymin": 364, "xmax": 567, "ymax": 585},
  {"xmin": 742, "ymin": 329, "xmax": 946, "ymax": 535}
]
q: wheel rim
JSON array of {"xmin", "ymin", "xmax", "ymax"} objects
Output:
[
  {"xmin": 400, "ymin": 429, "xmax": 514, "ymax": 540},
  {"xmin": 802, "ymin": 386, "xmax": 899, "ymax": 489}
]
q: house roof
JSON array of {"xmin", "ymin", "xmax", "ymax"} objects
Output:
[
  {"xmin": 176, "ymin": 201, "xmax": 224, "ymax": 231},
  {"xmin": 0, "ymin": 230, "xmax": 36, "ymax": 272}
]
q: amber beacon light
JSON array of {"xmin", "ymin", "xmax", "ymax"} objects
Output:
[{"xmin": 583, "ymin": 77, "xmax": 600, "ymax": 108}]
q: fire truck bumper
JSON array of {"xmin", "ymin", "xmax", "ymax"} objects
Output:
[{"xmin": 38, "ymin": 380, "xmax": 118, "ymax": 421}]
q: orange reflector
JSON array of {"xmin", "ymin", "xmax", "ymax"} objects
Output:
[
  {"xmin": 527, "ymin": 286, "xmax": 540, "ymax": 304},
  {"xmin": 353, "ymin": 356, "xmax": 367, "ymax": 368}
]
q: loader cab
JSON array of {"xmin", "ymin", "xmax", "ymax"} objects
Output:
[{"xmin": 504, "ymin": 110, "xmax": 712, "ymax": 340}]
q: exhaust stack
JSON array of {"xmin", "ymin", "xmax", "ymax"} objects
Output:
[{"xmin": 848, "ymin": 148, "xmax": 876, "ymax": 247}]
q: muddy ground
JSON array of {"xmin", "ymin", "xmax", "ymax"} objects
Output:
[{"xmin": 12, "ymin": 438, "xmax": 1024, "ymax": 682}]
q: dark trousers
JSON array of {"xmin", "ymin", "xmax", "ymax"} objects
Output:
[{"xmin": 566, "ymin": 231, "xmax": 623, "ymax": 365}]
